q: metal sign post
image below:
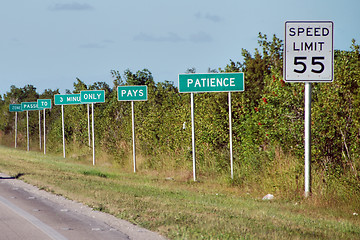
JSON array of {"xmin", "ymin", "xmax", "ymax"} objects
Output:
[
  {"xmin": 284, "ymin": 21, "xmax": 334, "ymax": 197},
  {"xmin": 21, "ymin": 102, "xmax": 40, "ymax": 151},
  {"xmin": 117, "ymin": 85, "xmax": 148, "ymax": 172},
  {"xmin": 37, "ymin": 99, "xmax": 52, "ymax": 155},
  {"xmin": 80, "ymin": 90, "xmax": 106, "ymax": 166},
  {"xmin": 228, "ymin": 92, "xmax": 234, "ymax": 179},
  {"xmin": 131, "ymin": 101, "xmax": 136, "ymax": 173},
  {"xmin": 27, "ymin": 111, "xmax": 29, "ymax": 151},
  {"xmin": 92, "ymin": 103, "xmax": 95, "ymax": 165},
  {"xmin": 54, "ymin": 94, "xmax": 83, "ymax": 158},
  {"xmin": 87, "ymin": 104, "xmax": 91, "ymax": 147},
  {"xmin": 43, "ymin": 109, "xmax": 46, "ymax": 154},
  {"xmin": 39, "ymin": 110, "xmax": 42, "ymax": 150},
  {"xmin": 9, "ymin": 104, "xmax": 22, "ymax": 148},
  {"xmin": 15, "ymin": 112, "xmax": 18, "ymax": 148},
  {"xmin": 62, "ymin": 105, "xmax": 65, "ymax": 158},
  {"xmin": 178, "ymin": 73, "xmax": 245, "ymax": 181},
  {"xmin": 191, "ymin": 92, "xmax": 196, "ymax": 181},
  {"xmin": 304, "ymin": 83, "xmax": 311, "ymax": 196}
]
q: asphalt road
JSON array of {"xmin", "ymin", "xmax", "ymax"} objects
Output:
[{"xmin": 0, "ymin": 173, "xmax": 166, "ymax": 240}]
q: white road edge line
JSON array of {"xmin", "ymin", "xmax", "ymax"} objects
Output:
[{"xmin": 0, "ymin": 196, "xmax": 68, "ymax": 240}]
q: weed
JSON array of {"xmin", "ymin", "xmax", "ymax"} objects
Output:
[{"xmin": 80, "ymin": 169, "xmax": 109, "ymax": 178}]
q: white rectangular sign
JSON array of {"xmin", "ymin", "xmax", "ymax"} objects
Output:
[{"xmin": 284, "ymin": 21, "xmax": 334, "ymax": 82}]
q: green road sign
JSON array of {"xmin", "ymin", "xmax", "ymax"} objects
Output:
[
  {"xmin": 80, "ymin": 90, "xmax": 105, "ymax": 103},
  {"xmin": 54, "ymin": 94, "xmax": 82, "ymax": 105},
  {"xmin": 37, "ymin": 99, "xmax": 52, "ymax": 109},
  {"xmin": 9, "ymin": 104, "xmax": 22, "ymax": 112},
  {"xmin": 178, "ymin": 73, "xmax": 245, "ymax": 93},
  {"xmin": 117, "ymin": 86, "xmax": 148, "ymax": 101},
  {"xmin": 21, "ymin": 102, "xmax": 39, "ymax": 111}
]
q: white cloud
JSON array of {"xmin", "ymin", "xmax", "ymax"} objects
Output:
[
  {"xmin": 133, "ymin": 32, "xmax": 185, "ymax": 42},
  {"xmin": 189, "ymin": 31, "xmax": 213, "ymax": 43},
  {"xmin": 79, "ymin": 43, "xmax": 104, "ymax": 49},
  {"xmin": 79, "ymin": 40, "xmax": 114, "ymax": 49},
  {"xmin": 48, "ymin": 2, "xmax": 94, "ymax": 11},
  {"xmin": 205, "ymin": 13, "xmax": 221, "ymax": 23},
  {"xmin": 195, "ymin": 12, "xmax": 222, "ymax": 23},
  {"xmin": 133, "ymin": 31, "xmax": 212, "ymax": 43}
]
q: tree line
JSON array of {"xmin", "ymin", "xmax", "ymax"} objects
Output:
[{"xmin": 1, "ymin": 33, "xmax": 360, "ymax": 198}]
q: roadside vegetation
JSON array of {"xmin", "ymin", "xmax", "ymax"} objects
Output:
[
  {"xmin": 0, "ymin": 146, "xmax": 359, "ymax": 239},
  {"xmin": 0, "ymin": 33, "xmax": 360, "ymax": 238}
]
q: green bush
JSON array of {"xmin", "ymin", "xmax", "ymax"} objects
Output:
[{"xmin": 1, "ymin": 35, "xmax": 359, "ymax": 208}]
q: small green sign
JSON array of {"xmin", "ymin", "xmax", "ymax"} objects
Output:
[
  {"xmin": 54, "ymin": 94, "xmax": 82, "ymax": 105},
  {"xmin": 117, "ymin": 86, "xmax": 148, "ymax": 101},
  {"xmin": 80, "ymin": 90, "xmax": 105, "ymax": 103},
  {"xmin": 37, "ymin": 99, "xmax": 52, "ymax": 109},
  {"xmin": 21, "ymin": 102, "xmax": 39, "ymax": 111},
  {"xmin": 9, "ymin": 104, "xmax": 22, "ymax": 112},
  {"xmin": 178, "ymin": 73, "xmax": 245, "ymax": 93}
]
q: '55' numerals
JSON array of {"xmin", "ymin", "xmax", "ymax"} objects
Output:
[{"xmin": 294, "ymin": 56, "xmax": 325, "ymax": 74}]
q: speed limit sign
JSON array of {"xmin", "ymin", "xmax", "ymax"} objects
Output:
[{"xmin": 284, "ymin": 21, "xmax": 333, "ymax": 82}]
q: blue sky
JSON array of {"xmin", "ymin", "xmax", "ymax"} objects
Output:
[{"xmin": 1, "ymin": 0, "xmax": 359, "ymax": 96}]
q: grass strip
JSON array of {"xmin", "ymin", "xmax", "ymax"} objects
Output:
[{"xmin": 0, "ymin": 145, "xmax": 359, "ymax": 239}]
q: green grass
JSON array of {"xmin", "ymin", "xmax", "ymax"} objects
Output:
[{"xmin": 0, "ymin": 145, "xmax": 359, "ymax": 239}]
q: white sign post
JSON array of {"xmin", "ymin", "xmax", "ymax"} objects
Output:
[
  {"xmin": 92, "ymin": 103, "xmax": 95, "ymax": 164},
  {"xmin": 178, "ymin": 73, "xmax": 245, "ymax": 181},
  {"xmin": 15, "ymin": 112, "xmax": 18, "ymax": 148},
  {"xmin": 54, "ymin": 94, "xmax": 82, "ymax": 158},
  {"xmin": 80, "ymin": 90, "xmax": 106, "ymax": 166},
  {"xmin": 117, "ymin": 86, "xmax": 148, "ymax": 173},
  {"xmin": 54, "ymin": 92, "xmax": 104, "ymax": 162},
  {"xmin": 21, "ymin": 102, "xmax": 40, "ymax": 151},
  {"xmin": 190, "ymin": 92, "xmax": 196, "ymax": 181},
  {"xmin": 9, "ymin": 104, "xmax": 22, "ymax": 148},
  {"xmin": 228, "ymin": 92, "xmax": 234, "ymax": 179},
  {"xmin": 37, "ymin": 99, "xmax": 52, "ymax": 155},
  {"xmin": 131, "ymin": 101, "xmax": 136, "ymax": 173},
  {"xmin": 87, "ymin": 104, "xmax": 91, "ymax": 147},
  {"xmin": 62, "ymin": 105, "xmax": 65, "ymax": 158},
  {"xmin": 43, "ymin": 109, "xmax": 46, "ymax": 153},
  {"xmin": 27, "ymin": 111, "xmax": 29, "ymax": 151},
  {"xmin": 284, "ymin": 21, "xmax": 334, "ymax": 197},
  {"xmin": 39, "ymin": 110, "xmax": 42, "ymax": 150}
]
